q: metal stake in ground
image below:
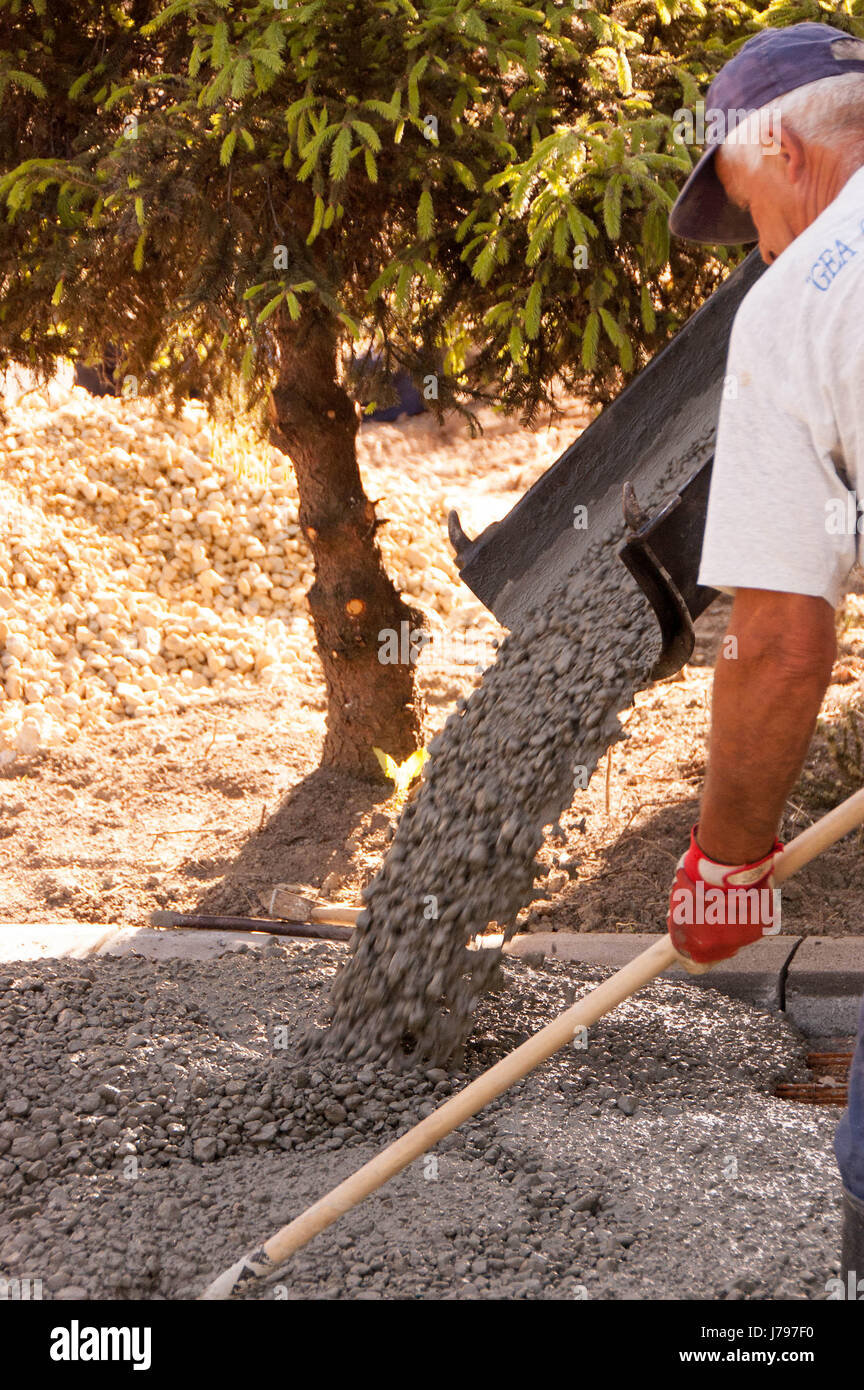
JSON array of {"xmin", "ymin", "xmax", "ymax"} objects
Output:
[{"xmin": 200, "ymin": 787, "xmax": 864, "ymax": 1300}]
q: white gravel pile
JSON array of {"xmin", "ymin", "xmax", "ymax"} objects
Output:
[{"xmin": 0, "ymin": 375, "xmax": 537, "ymax": 760}]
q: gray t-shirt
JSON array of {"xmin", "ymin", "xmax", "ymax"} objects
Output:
[{"xmin": 698, "ymin": 164, "xmax": 864, "ymax": 608}]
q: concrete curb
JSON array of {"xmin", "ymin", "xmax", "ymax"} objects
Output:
[
  {"xmin": 785, "ymin": 937, "xmax": 864, "ymax": 1037},
  {"xmin": 505, "ymin": 932, "xmax": 801, "ymax": 1014},
  {"xmin": 2, "ymin": 923, "xmax": 863, "ymax": 1038},
  {"xmin": 0, "ymin": 922, "xmax": 285, "ymax": 963},
  {"xmin": 0, "ymin": 922, "xmax": 124, "ymax": 960}
]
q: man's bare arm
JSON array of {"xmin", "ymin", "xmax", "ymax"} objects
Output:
[{"xmin": 696, "ymin": 588, "xmax": 837, "ymax": 865}]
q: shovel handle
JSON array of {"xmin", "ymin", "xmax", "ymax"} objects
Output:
[{"xmin": 774, "ymin": 786, "xmax": 864, "ymax": 884}]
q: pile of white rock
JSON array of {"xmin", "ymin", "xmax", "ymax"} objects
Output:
[{"xmin": 0, "ymin": 378, "xmax": 506, "ymax": 758}]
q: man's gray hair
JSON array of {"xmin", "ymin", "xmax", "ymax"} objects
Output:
[{"xmin": 722, "ymin": 71, "xmax": 864, "ymax": 167}]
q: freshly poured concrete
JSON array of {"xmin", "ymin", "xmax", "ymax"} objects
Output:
[{"xmin": 0, "ymin": 941, "xmax": 842, "ymax": 1300}]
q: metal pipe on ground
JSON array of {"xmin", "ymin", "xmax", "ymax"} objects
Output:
[{"xmin": 148, "ymin": 910, "xmax": 354, "ymax": 944}]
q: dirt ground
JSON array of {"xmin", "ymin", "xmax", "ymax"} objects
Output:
[
  {"xmin": 3, "ymin": 578, "xmax": 864, "ymax": 941},
  {"xmin": 4, "ymin": 383, "xmax": 864, "ymax": 940}
]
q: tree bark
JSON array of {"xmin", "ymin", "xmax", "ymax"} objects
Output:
[{"xmin": 269, "ymin": 315, "xmax": 425, "ymax": 776}]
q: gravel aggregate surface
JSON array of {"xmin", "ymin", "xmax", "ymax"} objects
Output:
[
  {"xmin": 0, "ymin": 943, "xmax": 841, "ymax": 1300},
  {"xmin": 1, "ymin": 371, "xmax": 525, "ymax": 759}
]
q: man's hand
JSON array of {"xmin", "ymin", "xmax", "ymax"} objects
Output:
[{"xmin": 667, "ymin": 825, "xmax": 782, "ymax": 965}]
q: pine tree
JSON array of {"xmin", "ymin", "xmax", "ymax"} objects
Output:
[{"xmin": 1, "ymin": 0, "xmax": 859, "ymax": 772}]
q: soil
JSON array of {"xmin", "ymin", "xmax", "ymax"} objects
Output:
[{"xmin": 4, "ymin": 580, "xmax": 864, "ymax": 942}]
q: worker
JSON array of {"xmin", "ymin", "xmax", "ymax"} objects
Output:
[{"xmin": 666, "ymin": 21, "xmax": 864, "ymax": 1293}]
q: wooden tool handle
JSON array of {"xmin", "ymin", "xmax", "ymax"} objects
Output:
[
  {"xmin": 200, "ymin": 784, "xmax": 864, "ymax": 1300},
  {"xmin": 310, "ymin": 904, "xmax": 362, "ymax": 927},
  {"xmin": 773, "ymin": 787, "xmax": 864, "ymax": 884}
]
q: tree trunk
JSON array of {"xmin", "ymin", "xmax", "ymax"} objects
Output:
[{"xmin": 269, "ymin": 315, "xmax": 425, "ymax": 777}]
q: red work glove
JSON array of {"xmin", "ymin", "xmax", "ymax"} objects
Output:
[{"xmin": 667, "ymin": 825, "xmax": 782, "ymax": 966}]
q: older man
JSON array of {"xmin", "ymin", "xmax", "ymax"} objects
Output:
[{"xmin": 666, "ymin": 22, "xmax": 864, "ymax": 1292}]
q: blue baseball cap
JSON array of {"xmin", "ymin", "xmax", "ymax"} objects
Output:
[{"xmin": 669, "ymin": 23, "xmax": 864, "ymax": 244}]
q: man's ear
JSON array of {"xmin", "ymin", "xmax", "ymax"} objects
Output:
[{"xmin": 767, "ymin": 117, "xmax": 806, "ymax": 181}]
